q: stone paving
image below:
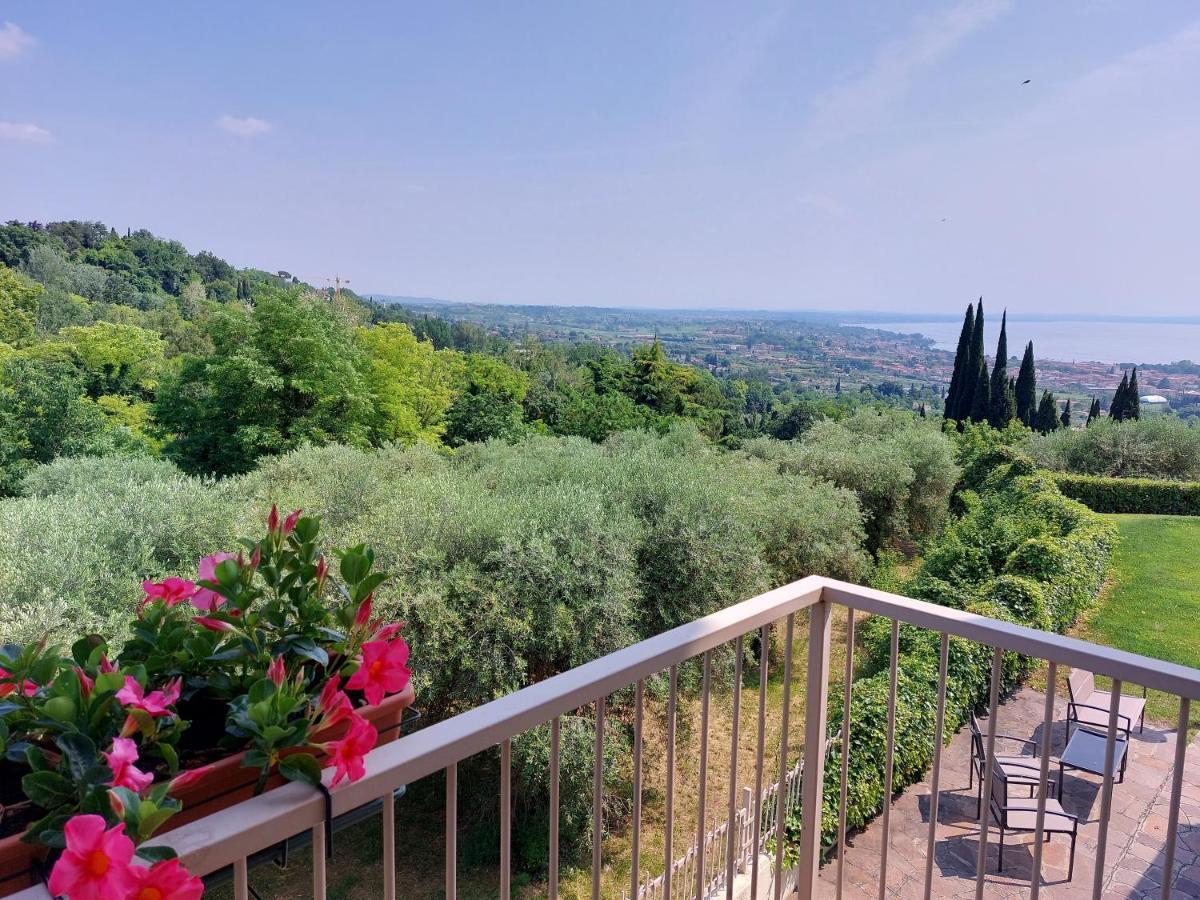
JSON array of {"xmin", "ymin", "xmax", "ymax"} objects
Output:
[{"xmin": 814, "ymin": 688, "xmax": 1200, "ymax": 898}]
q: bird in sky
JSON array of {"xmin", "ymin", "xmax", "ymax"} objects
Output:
[{"xmin": 1022, "ymin": 79, "xmax": 1031, "ymax": 84}]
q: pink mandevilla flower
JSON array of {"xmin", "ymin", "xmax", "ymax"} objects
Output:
[
  {"xmin": 282, "ymin": 508, "xmax": 302, "ymax": 535},
  {"xmin": 353, "ymin": 596, "xmax": 373, "ymax": 629},
  {"xmin": 192, "ymin": 551, "xmax": 237, "ymax": 611},
  {"xmin": 104, "ymin": 738, "xmax": 154, "ymax": 793},
  {"xmin": 74, "ymin": 666, "xmax": 95, "ymax": 700},
  {"xmin": 140, "ymin": 577, "xmax": 197, "ymax": 609},
  {"xmin": 167, "ymin": 764, "xmax": 215, "ymax": 795},
  {"xmin": 47, "ymin": 815, "xmax": 137, "ymax": 900},
  {"xmin": 116, "ymin": 677, "xmax": 181, "ymax": 717},
  {"xmin": 0, "ymin": 667, "xmax": 39, "ymax": 698},
  {"xmin": 193, "ymin": 616, "xmax": 235, "ymax": 633},
  {"xmin": 372, "ymin": 621, "xmax": 405, "ymax": 643},
  {"xmin": 129, "ymin": 857, "xmax": 205, "ymax": 900},
  {"xmin": 267, "ymin": 655, "xmax": 286, "ymax": 687},
  {"xmin": 344, "ymin": 638, "xmax": 411, "ymax": 706},
  {"xmin": 322, "ymin": 714, "xmax": 378, "ymax": 786},
  {"xmin": 266, "ymin": 504, "xmax": 280, "ymax": 533}
]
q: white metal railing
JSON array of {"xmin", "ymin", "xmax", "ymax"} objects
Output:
[{"xmin": 12, "ymin": 575, "xmax": 1200, "ymax": 900}]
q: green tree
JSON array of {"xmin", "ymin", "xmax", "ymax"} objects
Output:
[
  {"xmin": 59, "ymin": 321, "xmax": 166, "ymax": 397},
  {"xmin": 444, "ymin": 354, "xmax": 529, "ymax": 446},
  {"xmin": 357, "ymin": 323, "xmax": 461, "ymax": 445},
  {"xmin": 1060, "ymin": 398, "xmax": 1071, "ymax": 430},
  {"xmin": 1035, "ymin": 390, "xmax": 1060, "ymax": 434},
  {"xmin": 0, "ymin": 264, "xmax": 41, "ymax": 348},
  {"xmin": 155, "ymin": 289, "xmax": 373, "ymax": 474},
  {"xmin": 1109, "ymin": 372, "xmax": 1130, "ymax": 422},
  {"xmin": 1085, "ymin": 397, "xmax": 1101, "ymax": 425},
  {"xmin": 987, "ymin": 310, "xmax": 1015, "ymax": 428},
  {"xmin": 1126, "ymin": 367, "xmax": 1141, "ymax": 420},
  {"xmin": 967, "ymin": 299, "xmax": 989, "ymax": 423},
  {"xmin": 944, "ymin": 303, "xmax": 974, "ymax": 421},
  {"xmin": 1014, "ymin": 341, "xmax": 1037, "ymax": 427}
]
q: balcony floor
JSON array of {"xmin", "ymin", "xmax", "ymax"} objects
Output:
[{"xmin": 815, "ymin": 687, "xmax": 1200, "ymax": 899}]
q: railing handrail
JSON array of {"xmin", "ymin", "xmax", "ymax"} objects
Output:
[{"xmin": 13, "ymin": 574, "xmax": 1200, "ymax": 895}]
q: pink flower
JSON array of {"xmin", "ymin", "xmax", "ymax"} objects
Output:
[
  {"xmin": 344, "ymin": 638, "xmax": 411, "ymax": 707},
  {"xmin": 372, "ymin": 621, "xmax": 405, "ymax": 643},
  {"xmin": 193, "ymin": 616, "xmax": 235, "ymax": 633},
  {"xmin": 282, "ymin": 509, "xmax": 302, "ymax": 536},
  {"xmin": 116, "ymin": 677, "xmax": 181, "ymax": 718},
  {"xmin": 192, "ymin": 552, "xmax": 237, "ymax": 611},
  {"xmin": 322, "ymin": 714, "xmax": 378, "ymax": 786},
  {"xmin": 267, "ymin": 655, "xmax": 286, "ymax": 688},
  {"xmin": 103, "ymin": 738, "xmax": 154, "ymax": 793},
  {"xmin": 267, "ymin": 504, "xmax": 280, "ymax": 534},
  {"xmin": 353, "ymin": 596, "xmax": 373, "ymax": 629},
  {"xmin": 99, "ymin": 655, "xmax": 116, "ymax": 674},
  {"xmin": 128, "ymin": 857, "xmax": 204, "ymax": 900},
  {"xmin": 74, "ymin": 666, "xmax": 95, "ymax": 701},
  {"xmin": 167, "ymin": 764, "xmax": 215, "ymax": 795},
  {"xmin": 140, "ymin": 577, "xmax": 197, "ymax": 609},
  {"xmin": 47, "ymin": 815, "xmax": 137, "ymax": 900},
  {"xmin": 0, "ymin": 667, "xmax": 39, "ymax": 698},
  {"xmin": 315, "ymin": 678, "xmax": 353, "ymax": 730}
]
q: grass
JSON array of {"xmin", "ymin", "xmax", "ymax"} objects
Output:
[{"xmin": 1071, "ymin": 513, "xmax": 1200, "ymax": 723}]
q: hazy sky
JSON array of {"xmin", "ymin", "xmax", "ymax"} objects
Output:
[{"xmin": 2, "ymin": 2, "xmax": 1198, "ymax": 314}]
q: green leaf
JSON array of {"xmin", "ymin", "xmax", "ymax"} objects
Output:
[
  {"xmin": 21, "ymin": 770, "xmax": 76, "ymax": 809},
  {"xmin": 248, "ymin": 678, "xmax": 276, "ymax": 704},
  {"xmin": 278, "ymin": 753, "xmax": 322, "ymax": 787},
  {"xmin": 352, "ymin": 571, "xmax": 389, "ymax": 603},
  {"xmin": 291, "ymin": 639, "xmax": 328, "ymax": 668},
  {"xmin": 70, "ymin": 635, "xmax": 105, "ymax": 668},
  {"xmin": 339, "ymin": 551, "xmax": 369, "ymax": 586},
  {"xmin": 215, "ymin": 558, "xmax": 241, "ymax": 586},
  {"xmin": 137, "ymin": 845, "xmax": 179, "ymax": 862},
  {"xmin": 159, "ymin": 742, "xmax": 179, "ymax": 776},
  {"xmin": 56, "ymin": 732, "xmax": 98, "ymax": 782}
]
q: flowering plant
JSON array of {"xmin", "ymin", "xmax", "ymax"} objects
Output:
[{"xmin": 0, "ymin": 507, "xmax": 413, "ymax": 897}]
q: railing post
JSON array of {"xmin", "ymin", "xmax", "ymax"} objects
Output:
[{"xmin": 797, "ymin": 598, "xmax": 832, "ymax": 895}]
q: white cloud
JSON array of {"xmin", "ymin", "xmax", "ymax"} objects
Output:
[
  {"xmin": 806, "ymin": 0, "xmax": 1011, "ymax": 147},
  {"xmin": 0, "ymin": 121, "xmax": 52, "ymax": 142},
  {"xmin": 0, "ymin": 21, "xmax": 34, "ymax": 59},
  {"xmin": 216, "ymin": 114, "xmax": 272, "ymax": 137}
]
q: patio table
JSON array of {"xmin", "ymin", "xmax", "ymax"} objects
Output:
[{"xmin": 1057, "ymin": 726, "xmax": 1128, "ymax": 799}]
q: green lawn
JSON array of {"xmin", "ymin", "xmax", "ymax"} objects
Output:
[{"xmin": 1074, "ymin": 514, "xmax": 1200, "ymax": 723}]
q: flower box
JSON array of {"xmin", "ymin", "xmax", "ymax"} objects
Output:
[{"xmin": 0, "ymin": 685, "xmax": 415, "ymax": 896}]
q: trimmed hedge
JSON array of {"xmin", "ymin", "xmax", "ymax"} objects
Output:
[
  {"xmin": 1053, "ymin": 473, "xmax": 1200, "ymax": 516},
  {"xmin": 787, "ymin": 449, "xmax": 1116, "ymax": 853}
]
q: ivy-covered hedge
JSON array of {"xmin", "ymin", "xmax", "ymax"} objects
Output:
[
  {"xmin": 798, "ymin": 440, "xmax": 1115, "ymax": 852},
  {"xmin": 1053, "ymin": 473, "xmax": 1200, "ymax": 516}
]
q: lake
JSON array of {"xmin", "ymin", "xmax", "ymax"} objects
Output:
[{"xmin": 848, "ymin": 319, "xmax": 1200, "ymax": 365}]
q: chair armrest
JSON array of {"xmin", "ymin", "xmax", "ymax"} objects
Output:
[
  {"xmin": 999, "ymin": 760, "xmax": 1058, "ymax": 779},
  {"xmin": 1000, "ymin": 804, "xmax": 1079, "ymax": 823}
]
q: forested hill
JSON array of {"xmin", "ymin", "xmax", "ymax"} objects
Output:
[{"xmin": 0, "ymin": 218, "xmax": 924, "ymax": 490}]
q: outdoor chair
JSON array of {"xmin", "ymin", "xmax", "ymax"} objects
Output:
[
  {"xmin": 988, "ymin": 758, "xmax": 1079, "ymax": 880},
  {"xmin": 1066, "ymin": 669, "xmax": 1145, "ymax": 736},
  {"xmin": 968, "ymin": 713, "xmax": 1057, "ymax": 818}
]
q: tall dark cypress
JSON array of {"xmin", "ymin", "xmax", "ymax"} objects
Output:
[
  {"xmin": 1127, "ymin": 367, "xmax": 1141, "ymax": 420},
  {"xmin": 1014, "ymin": 341, "xmax": 1036, "ymax": 426},
  {"xmin": 1086, "ymin": 397, "xmax": 1100, "ymax": 425},
  {"xmin": 1110, "ymin": 372, "xmax": 1129, "ymax": 421},
  {"xmin": 967, "ymin": 299, "xmax": 989, "ymax": 423},
  {"xmin": 1035, "ymin": 390, "xmax": 1060, "ymax": 434},
  {"xmin": 944, "ymin": 303, "xmax": 974, "ymax": 420},
  {"xmin": 1060, "ymin": 398, "xmax": 1072, "ymax": 430},
  {"xmin": 988, "ymin": 310, "xmax": 1015, "ymax": 427}
]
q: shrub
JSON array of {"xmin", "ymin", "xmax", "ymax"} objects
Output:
[
  {"xmin": 1028, "ymin": 417, "xmax": 1200, "ymax": 480},
  {"xmin": 1052, "ymin": 473, "xmax": 1200, "ymax": 516}
]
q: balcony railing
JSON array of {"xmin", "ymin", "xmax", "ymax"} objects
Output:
[{"xmin": 13, "ymin": 575, "xmax": 1200, "ymax": 899}]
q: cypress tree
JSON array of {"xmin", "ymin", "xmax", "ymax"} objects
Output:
[
  {"xmin": 1035, "ymin": 391, "xmax": 1060, "ymax": 434},
  {"xmin": 1060, "ymin": 398, "xmax": 1071, "ymax": 430},
  {"xmin": 967, "ymin": 299, "xmax": 989, "ymax": 422},
  {"xmin": 1086, "ymin": 397, "xmax": 1100, "ymax": 425},
  {"xmin": 988, "ymin": 310, "xmax": 1015, "ymax": 427},
  {"xmin": 1110, "ymin": 372, "xmax": 1129, "ymax": 421},
  {"xmin": 944, "ymin": 303, "xmax": 974, "ymax": 420},
  {"xmin": 1014, "ymin": 341, "xmax": 1037, "ymax": 426},
  {"xmin": 1127, "ymin": 367, "xmax": 1140, "ymax": 420}
]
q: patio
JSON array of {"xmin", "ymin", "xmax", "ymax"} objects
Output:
[{"xmin": 816, "ymin": 687, "xmax": 1200, "ymax": 899}]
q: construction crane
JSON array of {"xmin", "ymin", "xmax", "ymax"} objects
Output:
[{"xmin": 311, "ymin": 274, "xmax": 350, "ymax": 302}]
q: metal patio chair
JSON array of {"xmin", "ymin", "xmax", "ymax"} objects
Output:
[
  {"xmin": 1067, "ymin": 669, "xmax": 1146, "ymax": 736},
  {"xmin": 988, "ymin": 758, "xmax": 1079, "ymax": 880},
  {"xmin": 968, "ymin": 713, "xmax": 1058, "ymax": 818}
]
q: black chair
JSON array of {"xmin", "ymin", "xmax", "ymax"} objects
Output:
[
  {"xmin": 988, "ymin": 759, "xmax": 1079, "ymax": 880},
  {"xmin": 968, "ymin": 713, "xmax": 1057, "ymax": 818}
]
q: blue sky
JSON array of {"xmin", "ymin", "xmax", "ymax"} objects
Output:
[{"xmin": 2, "ymin": 2, "xmax": 1199, "ymax": 313}]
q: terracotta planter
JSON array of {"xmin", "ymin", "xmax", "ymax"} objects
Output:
[{"xmin": 0, "ymin": 685, "xmax": 415, "ymax": 897}]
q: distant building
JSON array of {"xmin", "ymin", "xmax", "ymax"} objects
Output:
[{"xmin": 1140, "ymin": 395, "xmax": 1169, "ymax": 404}]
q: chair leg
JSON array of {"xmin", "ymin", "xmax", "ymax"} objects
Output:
[
  {"xmin": 1068, "ymin": 832, "xmax": 1076, "ymax": 881},
  {"xmin": 968, "ymin": 760, "xmax": 973, "ymax": 789},
  {"xmin": 997, "ymin": 826, "xmax": 1004, "ymax": 872}
]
